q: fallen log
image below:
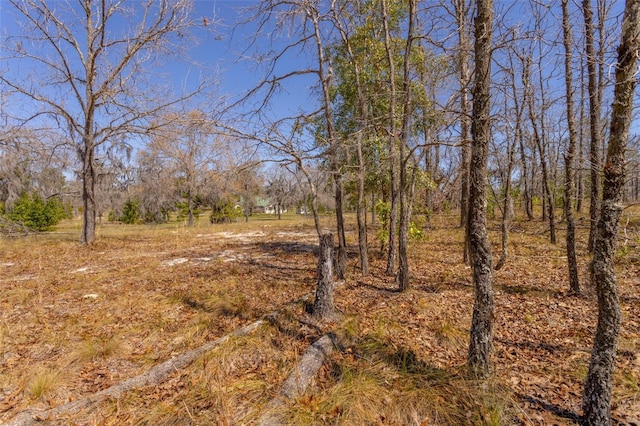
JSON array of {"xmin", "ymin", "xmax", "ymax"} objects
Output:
[
  {"xmin": 3, "ymin": 320, "xmax": 265, "ymax": 426},
  {"xmin": 258, "ymin": 333, "xmax": 335, "ymax": 426}
]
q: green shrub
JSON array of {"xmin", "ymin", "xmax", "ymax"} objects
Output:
[
  {"xmin": 409, "ymin": 220, "xmax": 425, "ymax": 240},
  {"xmin": 120, "ymin": 199, "xmax": 140, "ymax": 224},
  {"xmin": 209, "ymin": 200, "xmax": 242, "ymax": 224},
  {"xmin": 7, "ymin": 192, "xmax": 69, "ymax": 231},
  {"xmin": 176, "ymin": 195, "xmax": 203, "ymax": 222}
]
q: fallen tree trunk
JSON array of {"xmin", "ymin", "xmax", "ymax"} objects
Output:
[
  {"xmin": 258, "ymin": 334, "xmax": 335, "ymax": 426},
  {"xmin": 4, "ymin": 320, "xmax": 265, "ymax": 426}
]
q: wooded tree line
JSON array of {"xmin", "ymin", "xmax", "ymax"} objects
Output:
[{"xmin": 2, "ymin": 0, "xmax": 640, "ymax": 423}]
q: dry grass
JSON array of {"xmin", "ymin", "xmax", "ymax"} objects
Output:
[
  {"xmin": 26, "ymin": 368, "xmax": 60, "ymax": 401},
  {"xmin": 1, "ymin": 208, "xmax": 639, "ymax": 424}
]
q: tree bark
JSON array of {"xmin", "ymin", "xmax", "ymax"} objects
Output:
[
  {"xmin": 577, "ymin": 64, "xmax": 587, "ymax": 213},
  {"xmin": 382, "ymin": 0, "xmax": 399, "ymax": 277},
  {"xmin": 583, "ymin": 0, "xmax": 603, "ymax": 252},
  {"xmin": 356, "ymin": 131, "xmax": 370, "ymax": 276},
  {"xmin": 561, "ymin": 0, "xmax": 581, "ymax": 295},
  {"xmin": 455, "ymin": 2, "xmax": 471, "ymax": 216},
  {"xmin": 313, "ymin": 232, "xmax": 336, "ymax": 321},
  {"xmin": 467, "ymin": 0, "xmax": 494, "ymax": 378},
  {"xmin": 334, "ymin": 177, "xmax": 348, "ymax": 281},
  {"xmin": 454, "ymin": 0, "xmax": 473, "ymax": 265},
  {"xmin": 258, "ymin": 334, "xmax": 334, "ymax": 426},
  {"xmin": 80, "ymin": 6, "xmax": 97, "ymax": 245},
  {"xmin": 495, "ymin": 50, "xmax": 522, "ymax": 271},
  {"xmin": 583, "ymin": 0, "xmax": 640, "ymax": 422},
  {"xmin": 397, "ymin": 0, "xmax": 416, "ymax": 292},
  {"xmin": 80, "ymin": 143, "xmax": 97, "ymax": 245},
  {"xmin": 332, "ymin": 3, "xmax": 370, "ymax": 277}
]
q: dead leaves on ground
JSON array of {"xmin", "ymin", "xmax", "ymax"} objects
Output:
[{"xmin": 1, "ymin": 215, "xmax": 639, "ymax": 424}]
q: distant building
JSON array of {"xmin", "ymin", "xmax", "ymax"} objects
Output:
[{"xmin": 254, "ymin": 197, "xmax": 287, "ymax": 215}]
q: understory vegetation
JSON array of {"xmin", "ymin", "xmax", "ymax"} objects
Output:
[
  {"xmin": 0, "ymin": 209, "xmax": 639, "ymax": 425},
  {"xmin": 1, "ymin": 192, "xmax": 71, "ymax": 232}
]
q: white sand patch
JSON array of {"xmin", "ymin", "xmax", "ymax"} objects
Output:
[
  {"xmin": 162, "ymin": 258, "xmax": 189, "ymax": 267},
  {"xmin": 72, "ymin": 266, "xmax": 91, "ymax": 273},
  {"xmin": 194, "ymin": 257, "xmax": 213, "ymax": 262},
  {"xmin": 0, "ymin": 262, "xmax": 15, "ymax": 267},
  {"xmin": 216, "ymin": 250, "xmax": 272, "ymax": 263},
  {"xmin": 213, "ymin": 231, "xmax": 267, "ymax": 242},
  {"xmin": 13, "ymin": 274, "xmax": 35, "ymax": 281},
  {"xmin": 82, "ymin": 293, "xmax": 99, "ymax": 299}
]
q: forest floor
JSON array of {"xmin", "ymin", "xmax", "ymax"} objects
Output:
[{"xmin": 0, "ymin": 210, "xmax": 639, "ymax": 425}]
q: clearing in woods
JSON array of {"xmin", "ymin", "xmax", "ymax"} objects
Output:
[{"xmin": 0, "ymin": 210, "xmax": 639, "ymax": 425}]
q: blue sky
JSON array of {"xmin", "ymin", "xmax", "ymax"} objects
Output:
[
  {"xmin": 0, "ymin": 0, "xmax": 635, "ymax": 144},
  {"xmin": 180, "ymin": 0, "xmax": 319, "ymax": 118},
  {"xmin": 0, "ymin": 0, "xmax": 318, "ymax": 131}
]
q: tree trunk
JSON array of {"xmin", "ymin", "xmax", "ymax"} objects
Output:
[
  {"xmin": 495, "ymin": 141, "xmax": 515, "ymax": 271},
  {"xmin": 80, "ymin": 10, "xmax": 97, "ymax": 245},
  {"xmin": 187, "ymin": 188, "xmax": 195, "ymax": 227},
  {"xmin": 523, "ymin": 56, "xmax": 556, "ymax": 244},
  {"xmin": 80, "ymin": 144, "xmax": 97, "ymax": 245},
  {"xmin": 583, "ymin": 0, "xmax": 603, "ymax": 252},
  {"xmin": 334, "ymin": 175, "xmax": 348, "ymax": 281},
  {"xmin": 313, "ymin": 232, "xmax": 336, "ymax": 321},
  {"xmin": 518, "ymin": 132, "xmax": 534, "ymax": 220},
  {"xmin": 307, "ymin": 5, "xmax": 346, "ymax": 282},
  {"xmin": 454, "ymin": 0, "xmax": 473, "ymax": 265},
  {"xmin": 583, "ymin": 1, "xmax": 640, "ymax": 422},
  {"xmin": 577, "ymin": 64, "xmax": 587, "ymax": 213},
  {"xmin": 356, "ymin": 132, "xmax": 369, "ymax": 276},
  {"xmin": 382, "ymin": 0, "xmax": 399, "ymax": 277},
  {"xmin": 467, "ymin": 0, "xmax": 494, "ymax": 378},
  {"xmin": 397, "ymin": 0, "xmax": 416, "ymax": 292},
  {"xmin": 562, "ymin": 0, "xmax": 580, "ymax": 295},
  {"xmin": 495, "ymin": 50, "xmax": 523, "ymax": 271}
]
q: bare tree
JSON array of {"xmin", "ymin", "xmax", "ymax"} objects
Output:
[
  {"xmin": 467, "ymin": 0, "xmax": 495, "ymax": 377},
  {"xmin": 453, "ymin": 0, "xmax": 474, "ymax": 264},
  {"xmin": 265, "ymin": 167, "xmax": 295, "ymax": 219},
  {"xmin": 492, "ymin": 82, "xmax": 519, "ymax": 271},
  {"xmin": 522, "ymin": 53, "xmax": 557, "ymax": 244},
  {"xmin": 1, "ymin": 0, "xmax": 205, "ymax": 243},
  {"xmin": 583, "ymin": 0, "xmax": 604, "ymax": 252},
  {"xmin": 582, "ymin": 0, "xmax": 640, "ymax": 422},
  {"xmin": 0, "ymin": 129, "xmax": 71, "ymax": 211},
  {"xmin": 561, "ymin": 0, "xmax": 580, "ymax": 295},
  {"xmin": 238, "ymin": 0, "xmax": 348, "ymax": 279},
  {"xmin": 135, "ymin": 148, "xmax": 175, "ymax": 223},
  {"xmin": 150, "ymin": 111, "xmax": 217, "ymax": 227}
]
